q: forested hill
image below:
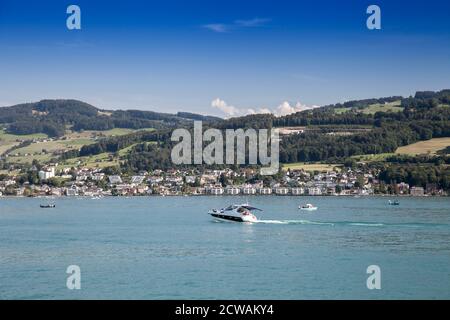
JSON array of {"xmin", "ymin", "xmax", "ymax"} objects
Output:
[
  {"xmin": 216, "ymin": 89, "xmax": 450, "ymax": 129},
  {"xmin": 2, "ymin": 89, "xmax": 450, "ymax": 167},
  {"xmin": 2, "ymin": 90, "xmax": 449, "ymax": 138},
  {"xmin": 0, "ymin": 99, "xmax": 222, "ymax": 137},
  {"xmin": 57, "ymin": 89, "xmax": 449, "ymax": 169}
]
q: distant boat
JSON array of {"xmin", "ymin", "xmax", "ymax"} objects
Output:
[
  {"xmin": 299, "ymin": 203, "xmax": 318, "ymax": 211},
  {"xmin": 40, "ymin": 204, "xmax": 56, "ymax": 208},
  {"xmin": 388, "ymin": 200, "xmax": 400, "ymax": 206}
]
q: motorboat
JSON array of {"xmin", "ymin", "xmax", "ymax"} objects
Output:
[
  {"xmin": 208, "ymin": 204, "xmax": 261, "ymax": 223},
  {"xmin": 40, "ymin": 204, "xmax": 56, "ymax": 208},
  {"xmin": 299, "ymin": 203, "xmax": 317, "ymax": 211},
  {"xmin": 388, "ymin": 200, "xmax": 400, "ymax": 206}
]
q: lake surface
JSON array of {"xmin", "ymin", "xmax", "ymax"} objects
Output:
[{"xmin": 0, "ymin": 196, "xmax": 449, "ymax": 299}]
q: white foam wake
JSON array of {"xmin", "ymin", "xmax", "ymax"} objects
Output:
[{"xmin": 256, "ymin": 219, "xmax": 335, "ymax": 226}]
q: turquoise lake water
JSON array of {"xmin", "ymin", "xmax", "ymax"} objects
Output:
[{"xmin": 0, "ymin": 196, "xmax": 449, "ymax": 299}]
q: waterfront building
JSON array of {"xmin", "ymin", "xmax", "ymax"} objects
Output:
[
  {"xmin": 291, "ymin": 187, "xmax": 305, "ymax": 195},
  {"xmin": 308, "ymin": 187, "xmax": 322, "ymax": 196},
  {"xmin": 242, "ymin": 187, "xmax": 257, "ymax": 195},
  {"xmin": 275, "ymin": 187, "xmax": 289, "ymax": 195},
  {"xmin": 410, "ymin": 186, "xmax": 425, "ymax": 196},
  {"xmin": 258, "ymin": 187, "xmax": 272, "ymax": 195},
  {"xmin": 66, "ymin": 187, "xmax": 78, "ymax": 196},
  {"xmin": 226, "ymin": 187, "xmax": 240, "ymax": 195},
  {"xmin": 210, "ymin": 187, "xmax": 224, "ymax": 195}
]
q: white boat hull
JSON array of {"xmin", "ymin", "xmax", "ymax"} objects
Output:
[
  {"xmin": 210, "ymin": 212, "xmax": 258, "ymax": 223},
  {"xmin": 299, "ymin": 207, "xmax": 317, "ymax": 211},
  {"xmin": 209, "ymin": 204, "xmax": 260, "ymax": 223}
]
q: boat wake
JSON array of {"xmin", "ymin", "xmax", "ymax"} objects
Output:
[
  {"xmin": 256, "ymin": 219, "xmax": 335, "ymax": 226},
  {"xmin": 255, "ymin": 220, "xmax": 448, "ymax": 228}
]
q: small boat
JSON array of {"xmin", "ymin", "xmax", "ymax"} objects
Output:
[
  {"xmin": 40, "ymin": 204, "xmax": 56, "ymax": 208},
  {"xmin": 388, "ymin": 200, "xmax": 400, "ymax": 206},
  {"xmin": 299, "ymin": 203, "xmax": 317, "ymax": 211},
  {"xmin": 208, "ymin": 204, "xmax": 261, "ymax": 223}
]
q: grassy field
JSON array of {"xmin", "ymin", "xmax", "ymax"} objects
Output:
[
  {"xmin": 62, "ymin": 127, "xmax": 153, "ymax": 140},
  {"xmin": 333, "ymin": 108, "xmax": 348, "ymax": 114},
  {"xmin": 350, "ymin": 138, "xmax": 450, "ymax": 160},
  {"xmin": 5, "ymin": 137, "xmax": 98, "ymax": 164},
  {"xmin": 61, "ymin": 152, "xmax": 120, "ymax": 169},
  {"xmin": 282, "ymin": 162, "xmax": 342, "ymax": 172},
  {"xmin": 395, "ymin": 138, "xmax": 450, "ymax": 155},
  {"xmin": 361, "ymin": 101, "xmax": 403, "ymax": 114},
  {"xmin": 351, "ymin": 153, "xmax": 395, "ymax": 162},
  {"xmin": 0, "ymin": 129, "xmax": 48, "ymax": 155},
  {"xmin": 0, "ymin": 129, "xmax": 48, "ymax": 141},
  {"xmin": 334, "ymin": 101, "xmax": 403, "ymax": 114},
  {"xmin": 60, "ymin": 141, "xmax": 157, "ymax": 169},
  {"xmin": 2, "ymin": 127, "xmax": 154, "ymax": 164}
]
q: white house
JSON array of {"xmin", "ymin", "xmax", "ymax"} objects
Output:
[
  {"xmin": 242, "ymin": 187, "xmax": 257, "ymax": 195},
  {"xmin": 226, "ymin": 187, "xmax": 240, "ymax": 195},
  {"xmin": 210, "ymin": 187, "xmax": 224, "ymax": 195},
  {"xmin": 291, "ymin": 187, "xmax": 305, "ymax": 195},
  {"xmin": 148, "ymin": 176, "xmax": 164, "ymax": 185},
  {"xmin": 258, "ymin": 187, "xmax": 272, "ymax": 195},
  {"xmin": 185, "ymin": 176, "xmax": 196, "ymax": 184},
  {"xmin": 308, "ymin": 187, "xmax": 322, "ymax": 196},
  {"xmin": 275, "ymin": 187, "xmax": 289, "ymax": 195},
  {"xmin": 38, "ymin": 167, "xmax": 55, "ymax": 180},
  {"xmin": 410, "ymin": 186, "xmax": 425, "ymax": 196},
  {"xmin": 66, "ymin": 186, "xmax": 78, "ymax": 196},
  {"xmin": 131, "ymin": 176, "xmax": 145, "ymax": 185},
  {"xmin": 108, "ymin": 175, "xmax": 122, "ymax": 185},
  {"xmin": 91, "ymin": 173, "xmax": 105, "ymax": 181}
]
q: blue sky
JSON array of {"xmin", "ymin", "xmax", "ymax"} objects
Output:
[{"xmin": 0, "ymin": 0, "xmax": 449, "ymax": 116}]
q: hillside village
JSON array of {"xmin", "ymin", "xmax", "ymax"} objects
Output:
[
  {"xmin": 0, "ymin": 163, "xmax": 443, "ymax": 198},
  {"xmin": 1, "ymin": 92, "xmax": 449, "ymax": 198}
]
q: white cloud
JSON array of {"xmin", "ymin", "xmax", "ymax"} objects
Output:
[
  {"xmin": 212, "ymin": 98, "xmax": 319, "ymax": 118},
  {"xmin": 274, "ymin": 101, "xmax": 317, "ymax": 116},
  {"xmin": 275, "ymin": 101, "xmax": 296, "ymax": 116},
  {"xmin": 203, "ymin": 24, "xmax": 228, "ymax": 33},
  {"xmin": 234, "ymin": 18, "xmax": 271, "ymax": 27},
  {"xmin": 211, "ymin": 98, "xmax": 240, "ymax": 116},
  {"xmin": 204, "ymin": 17, "xmax": 270, "ymax": 33}
]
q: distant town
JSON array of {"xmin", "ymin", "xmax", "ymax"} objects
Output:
[
  {"xmin": 1, "ymin": 92, "xmax": 449, "ymax": 198},
  {"xmin": 0, "ymin": 163, "xmax": 445, "ymax": 198}
]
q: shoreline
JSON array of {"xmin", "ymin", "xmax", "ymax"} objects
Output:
[{"xmin": 0, "ymin": 194, "xmax": 448, "ymax": 199}]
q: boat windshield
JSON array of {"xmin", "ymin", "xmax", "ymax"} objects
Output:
[{"xmin": 241, "ymin": 205, "xmax": 262, "ymax": 211}]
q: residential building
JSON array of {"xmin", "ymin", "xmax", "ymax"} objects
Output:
[
  {"xmin": 258, "ymin": 187, "xmax": 272, "ymax": 195},
  {"xmin": 308, "ymin": 187, "xmax": 322, "ymax": 196},
  {"xmin": 410, "ymin": 186, "xmax": 425, "ymax": 196},
  {"xmin": 291, "ymin": 187, "xmax": 305, "ymax": 195},
  {"xmin": 275, "ymin": 187, "xmax": 289, "ymax": 195}
]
